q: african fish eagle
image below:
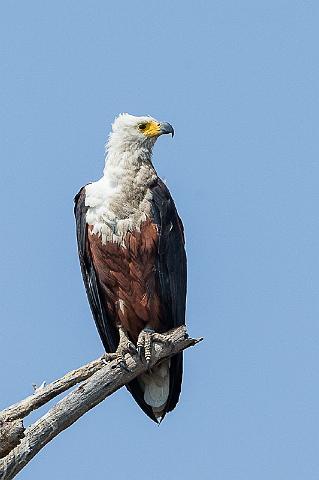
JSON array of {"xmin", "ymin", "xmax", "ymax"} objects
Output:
[{"xmin": 74, "ymin": 113, "xmax": 187, "ymax": 422}]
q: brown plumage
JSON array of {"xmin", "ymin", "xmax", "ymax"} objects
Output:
[{"xmin": 87, "ymin": 219, "xmax": 166, "ymax": 343}]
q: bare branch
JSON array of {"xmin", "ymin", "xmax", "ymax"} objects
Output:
[
  {"xmin": 0, "ymin": 327, "xmax": 202, "ymax": 480},
  {"xmin": 0, "ymin": 357, "xmax": 106, "ymax": 424}
]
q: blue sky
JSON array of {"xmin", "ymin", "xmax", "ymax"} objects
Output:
[{"xmin": 1, "ymin": 1, "xmax": 319, "ymax": 479}]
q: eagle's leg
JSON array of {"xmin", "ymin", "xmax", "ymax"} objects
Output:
[
  {"xmin": 137, "ymin": 327, "xmax": 171, "ymax": 366},
  {"xmin": 104, "ymin": 326, "xmax": 137, "ymax": 371}
]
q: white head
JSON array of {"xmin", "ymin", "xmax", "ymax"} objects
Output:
[{"xmin": 106, "ymin": 113, "xmax": 174, "ymax": 158}]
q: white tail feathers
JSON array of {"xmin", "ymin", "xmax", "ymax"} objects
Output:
[{"xmin": 138, "ymin": 359, "xmax": 170, "ymax": 418}]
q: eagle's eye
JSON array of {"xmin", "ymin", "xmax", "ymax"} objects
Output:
[{"xmin": 138, "ymin": 123, "xmax": 147, "ymax": 131}]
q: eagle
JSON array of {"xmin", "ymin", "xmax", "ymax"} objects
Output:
[{"xmin": 74, "ymin": 114, "xmax": 187, "ymax": 422}]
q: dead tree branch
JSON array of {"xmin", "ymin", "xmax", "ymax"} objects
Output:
[{"xmin": 0, "ymin": 326, "xmax": 202, "ymax": 480}]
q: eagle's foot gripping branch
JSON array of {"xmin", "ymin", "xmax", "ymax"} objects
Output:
[
  {"xmin": 137, "ymin": 328, "xmax": 171, "ymax": 366},
  {"xmin": 103, "ymin": 326, "xmax": 137, "ymax": 372}
]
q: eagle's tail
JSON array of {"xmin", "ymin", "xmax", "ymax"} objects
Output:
[{"xmin": 138, "ymin": 359, "xmax": 170, "ymax": 419}]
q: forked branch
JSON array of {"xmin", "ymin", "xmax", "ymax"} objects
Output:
[{"xmin": 0, "ymin": 326, "xmax": 202, "ymax": 480}]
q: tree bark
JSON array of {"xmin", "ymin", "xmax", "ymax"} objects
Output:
[{"xmin": 0, "ymin": 326, "xmax": 201, "ymax": 480}]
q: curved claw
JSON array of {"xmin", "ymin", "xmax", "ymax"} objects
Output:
[
  {"xmin": 119, "ymin": 360, "xmax": 131, "ymax": 372},
  {"xmin": 137, "ymin": 345, "xmax": 144, "ymax": 360},
  {"xmin": 127, "ymin": 342, "xmax": 138, "ymax": 355}
]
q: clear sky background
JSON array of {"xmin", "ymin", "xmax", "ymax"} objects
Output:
[{"xmin": 1, "ymin": 1, "xmax": 318, "ymax": 479}]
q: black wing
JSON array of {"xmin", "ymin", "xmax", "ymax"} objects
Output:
[
  {"xmin": 74, "ymin": 187, "xmax": 117, "ymax": 352},
  {"xmin": 152, "ymin": 178, "xmax": 187, "ymax": 415},
  {"xmin": 151, "ymin": 178, "xmax": 187, "ymax": 330}
]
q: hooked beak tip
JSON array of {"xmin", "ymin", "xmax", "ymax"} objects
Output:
[{"xmin": 159, "ymin": 122, "xmax": 174, "ymax": 138}]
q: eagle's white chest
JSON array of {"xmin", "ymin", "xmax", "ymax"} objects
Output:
[{"xmin": 85, "ymin": 160, "xmax": 157, "ymax": 244}]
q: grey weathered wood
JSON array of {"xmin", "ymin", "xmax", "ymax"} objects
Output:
[
  {"xmin": 0, "ymin": 326, "xmax": 202, "ymax": 480},
  {"xmin": 0, "ymin": 357, "xmax": 106, "ymax": 425},
  {"xmin": 0, "ymin": 421, "xmax": 24, "ymax": 459}
]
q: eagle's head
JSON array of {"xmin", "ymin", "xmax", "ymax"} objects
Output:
[{"xmin": 106, "ymin": 113, "xmax": 174, "ymax": 154}]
